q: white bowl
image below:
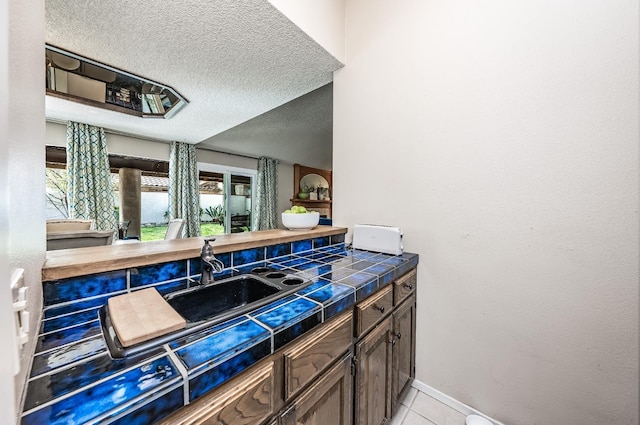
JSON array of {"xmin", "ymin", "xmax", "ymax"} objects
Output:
[{"xmin": 282, "ymin": 211, "xmax": 320, "ymax": 230}]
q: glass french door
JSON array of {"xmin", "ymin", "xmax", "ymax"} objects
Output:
[
  {"xmin": 198, "ymin": 163, "xmax": 255, "ymax": 235},
  {"xmin": 227, "ymin": 173, "xmax": 253, "ymax": 233}
]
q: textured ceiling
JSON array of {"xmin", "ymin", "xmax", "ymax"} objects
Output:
[{"xmin": 45, "ymin": 0, "xmax": 342, "ymax": 168}]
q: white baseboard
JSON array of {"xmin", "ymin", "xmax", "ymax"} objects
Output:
[{"xmin": 411, "ymin": 379, "xmax": 506, "ymax": 425}]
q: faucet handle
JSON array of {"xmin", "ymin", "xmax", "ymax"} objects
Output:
[{"xmin": 204, "ymin": 238, "xmax": 216, "ymax": 244}]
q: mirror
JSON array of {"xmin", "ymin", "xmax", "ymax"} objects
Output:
[
  {"xmin": 300, "ymin": 173, "xmax": 329, "ymax": 192},
  {"xmin": 45, "ymin": 44, "xmax": 188, "ymax": 118}
]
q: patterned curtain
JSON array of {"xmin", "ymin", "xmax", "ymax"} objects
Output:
[
  {"xmin": 252, "ymin": 157, "xmax": 278, "ymax": 231},
  {"xmin": 168, "ymin": 141, "xmax": 200, "ymax": 237},
  {"xmin": 66, "ymin": 122, "xmax": 118, "ymax": 234}
]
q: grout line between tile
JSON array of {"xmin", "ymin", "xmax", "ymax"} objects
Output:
[{"xmin": 165, "ymin": 344, "xmax": 190, "ymax": 406}]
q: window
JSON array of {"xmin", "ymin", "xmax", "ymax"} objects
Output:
[{"xmin": 45, "ymin": 146, "xmax": 255, "ymax": 240}]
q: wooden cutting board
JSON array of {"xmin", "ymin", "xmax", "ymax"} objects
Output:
[{"xmin": 108, "ymin": 287, "xmax": 186, "ymax": 347}]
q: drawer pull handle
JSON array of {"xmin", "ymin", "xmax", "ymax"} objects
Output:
[
  {"xmin": 403, "ymin": 284, "xmax": 413, "ymax": 290},
  {"xmin": 376, "ymin": 305, "xmax": 385, "ymax": 314},
  {"xmin": 390, "ymin": 338, "xmax": 397, "ymax": 346},
  {"xmin": 395, "ymin": 332, "xmax": 402, "ymax": 340}
]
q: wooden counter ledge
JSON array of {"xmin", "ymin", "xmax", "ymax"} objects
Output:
[{"xmin": 43, "ymin": 226, "xmax": 347, "ymax": 281}]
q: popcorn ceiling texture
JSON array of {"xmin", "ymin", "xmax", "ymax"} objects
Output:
[{"xmin": 45, "ymin": 0, "xmax": 343, "ymax": 162}]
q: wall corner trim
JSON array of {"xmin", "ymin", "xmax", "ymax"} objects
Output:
[{"xmin": 411, "ymin": 379, "xmax": 506, "ymax": 425}]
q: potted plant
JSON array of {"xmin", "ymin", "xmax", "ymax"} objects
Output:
[{"xmin": 298, "ymin": 185, "xmax": 313, "ymax": 199}]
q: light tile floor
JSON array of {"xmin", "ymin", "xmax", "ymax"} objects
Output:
[{"xmin": 391, "ymin": 387, "xmax": 468, "ymax": 425}]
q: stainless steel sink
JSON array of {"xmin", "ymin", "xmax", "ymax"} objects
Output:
[{"xmin": 101, "ymin": 268, "xmax": 310, "ymax": 358}]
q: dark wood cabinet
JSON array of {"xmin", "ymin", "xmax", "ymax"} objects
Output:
[
  {"xmin": 354, "ymin": 315, "xmax": 393, "ymax": 425},
  {"xmin": 391, "ymin": 294, "xmax": 416, "ymax": 414},
  {"xmin": 280, "ymin": 353, "xmax": 353, "ymax": 425},
  {"xmin": 354, "ymin": 269, "xmax": 418, "ymax": 425},
  {"xmin": 158, "ymin": 359, "xmax": 277, "ymax": 425}
]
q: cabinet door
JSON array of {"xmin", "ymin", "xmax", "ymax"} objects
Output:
[
  {"xmin": 391, "ymin": 294, "xmax": 416, "ymax": 414},
  {"xmin": 280, "ymin": 353, "xmax": 353, "ymax": 425},
  {"xmin": 354, "ymin": 315, "xmax": 393, "ymax": 425},
  {"xmin": 157, "ymin": 360, "xmax": 275, "ymax": 425},
  {"xmin": 283, "ymin": 311, "xmax": 353, "ymax": 400}
]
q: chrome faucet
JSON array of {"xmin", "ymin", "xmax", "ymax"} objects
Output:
[{"xmin": 200, "ymin": 238, "xmax": 224, "ymax": 285}]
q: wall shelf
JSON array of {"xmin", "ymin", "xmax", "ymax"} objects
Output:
[{"xmin": 292, "ymin": 164, "xmax": 332, "ymax": 218}]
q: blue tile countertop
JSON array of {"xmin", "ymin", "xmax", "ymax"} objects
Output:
[{"xmin": 24, "ymin": 238, "xmax": 418, "ymax": 425}]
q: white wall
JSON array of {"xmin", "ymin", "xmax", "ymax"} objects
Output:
[
  {"xmin": 269, "ymin": 0, "xmax": 345, "ymax": 63},
  {"xmin": 6, "ymin": 0, "xmax": 46, "ymax": 418},
  {"xmin": 333, "ymin": 1, "xmax": 639, "ymax": 425},
  {"xmin": 0, "ymin": 0, "xmax": 17, "ymax": 422}
]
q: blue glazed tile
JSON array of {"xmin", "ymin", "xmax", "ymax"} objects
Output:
[
  {"xmin": 337, "ymin": 272, "xmax": 379, "ymax": 301},
  {"xmin": 145, "ymin": 278, "xmax": 190, "ymax": 296},
  {"xmin": 30, "ymin": 336, "xmax": 106, "ymax": 378},
  {"xmin": 250, "ymin": 294, "xmax": 297, "ymax": 317},
  {"xmin": 324, "ymin": 293, "xmax": 356, "ymax": 320},
  {"xmin": 232, "ymin": 248, "xmax": 265, "ymax": 266},
  {"xmin": 331, "ymin": 234, "xmax": 346, "ymax": 244},
  {"xmin": 402, "ymin": 253, "xmax": 419, "ymax": 269},
  {"xmin": 313, "ymin": 237, "xmax": 330, "ymax": 249},
  {"xmin": 254, "ymin": 297, "xmax": 320, "ymax": 330},
  {"xmin": 21, "ymin": 356, "xmax": 180, "ymax": 425},
  {"xmin": 168, "ymin": 315, "xmax": 247, "ymax": 350},
  {"xmin": 268, "ymin": 254, "xmax": 297, "ymax": 264},
  {"xmin": 379, "ymin": 270, "xmax": 395, "ymax": 287},
  {"xmin": 130, "ymin": 260, "xmax": 187, "ymax": 287},
  {"xmin": 326, "ymin": 256, "xmax": 364, "ymax": 268},
  {"xmin": 107, "ymin": 386, "xmax": 184, "ymax": 425},
  {"xmin": 381, "ymin": 256, "xmax": 408, "ymax": 267},
  {"xmin": 356, "ymin": 279, "xmax": 379, "ymax": 301},
  {"xmin": 42, "ymin": 308, "xmax": 100, "ymax": 334},
  {"xmin": 43, "ymin": 294, "xmax": 114, "ymax": 319},
  {"xmin": 395, "ymin": 255, "xmax": 418, "ymax": 277},
  {"xmin": 295, "ymin": 264, "xmax": 336, "ymax": 280},
  {"xmin": 352, "ymin": 261, "xmax": 395, "ymax": 279},
  {"xmin": 266, "ymin": 243, "xmax": 291, "ymax": 259},
  {"xmin": 295, "ymin": 278, "xmax": 333, "ymax": 296},
  {"xmin": 217, "ymin": 252, "xmax": 233, "ymax": 269},
  {"xmin": 295, "ymin": 251, "xmax": 329, "ymax": 260},
  {"xmin": 351, "ymin": 250, "xmax": 380, "ymax": 260},
  {"xmin": 43, "ymin": 270, "xmax": 127, "ymax": 306},
  {"xmin": 189, "ymin": 339, "xmax": 271, "ymax": 401},
  {"xmin": 235, "ymin": 261, "xmax": 270, "ymax": 274},
  {"xmin": 318, "ymin": 267, "xmax": 359, "ymax": 282},
  {"xmin": 176, "ymin": 320, "xmax": 271, "ymax": 371},
  {"xmin": 291, "ymin": 239, "xmax": 312, "ymax": 254},
  {"xmin": 273, "ymin": 312, "xmax": 321, "ymax": 349},
  {"xmin": 318, "ymin": 246, "xmax": 350, "ymax": 256},
  {"xmin": 288, "ymin": 260, "xmax": 326, "ymax": 271},
  {"xmin": 24, "ymin": 349, "xmax": 165, "ymax": 411},
  {"xmin": 278, "ymin": 257, "xmax": 314, "ymax": 268},
  {"xmin": 306, "ymin": 283, "xmax": 354, "ymax": 305},
  {"xmin": 189, "ymin": 257, "xmax": 201, "ymax": 276},
  {"xmin": 36, "ymin": 321, "xmax": 102, "ymax": 354},
  {"xmin": 314, "ymin": 254, "xmax": 348, "ymax": 264},
  {"xmin": 262, "ymin": 263, "xmax": 294, "ymax": 272}
]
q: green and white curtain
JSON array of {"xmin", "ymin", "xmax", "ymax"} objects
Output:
[
  {"xmin": 66, "ymin": 121, "xmax": 118, "ymax": 233},
  {"xmin": 168, "ymin": 141, "xmax": 200, "ymax": 237},
  {"xmin": 252, "ymin": 157, "xmax": 278, "ymax": 231}
]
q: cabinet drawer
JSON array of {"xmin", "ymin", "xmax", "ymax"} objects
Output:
[
  {"xmin": 283, "ymin": 311, "xmax": 353, "ymax": 400},
  {"xmin": 159, "ymin": 360, "xmax": 275, "ymax": 425},
  {"xmin": 355, "ymin": 284, "xmax": 393, "ymax": 337},
  {"xmin": 394, "ymin": 269, "xmax": 416, "ymax": 306}
]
